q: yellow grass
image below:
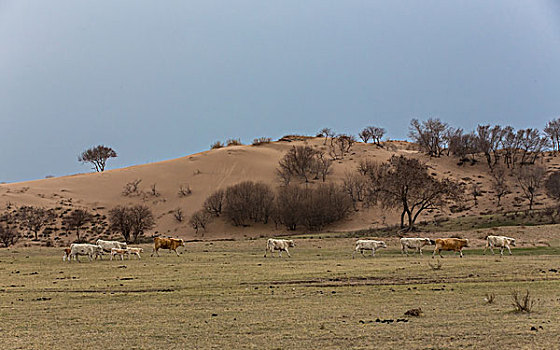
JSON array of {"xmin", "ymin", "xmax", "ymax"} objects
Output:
[{"xmin": 1, "ymin": 238, "xmax": 560, "ymax": 349}]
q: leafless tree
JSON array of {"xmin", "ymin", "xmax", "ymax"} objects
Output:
[
  {"xmin": 204, "ymin": 189, "xmax": 225, "ymax": 217},
  {"xmin": 515, "ymin": 165, "xmax": 546, "ymax": 210},
  {"xmin": 0, "ymin": 213, "xmax": 19, "ymax": 247},
  {"xmin": 408, "ymin": 118, "xmax": 448, "ymax": 157},
  {"xmin": 544, "ymin": 118, "xmax": 560, "ymax": 154},
  {"xmin": 312, "ymin": 152, "xmax": 333, "ymax": 182},
  {"xmin": 359, "ymin": 129, "xmax": 371, "ymax": 143},
  {"xmin": 329, "ymin": 134, "xmax": 356, "ymax": 159},
  {"xmin": 357, "ymin": 158, "xmax": 378, "ymax": 176},
  {"xmin": 448, "ymin": 130, "xmax": 478, "ymax": 163},
  {"xmin": 319, "ymin": 128, "xmax": 335, "ymax": 145},
  {"xmin": 189, "ymin": 210, "xmax": 212, "ymax": 235},
  {"xmin": 78, "ymin": 145, "xmax": 117, "ymax": 172},
  {"xmin": 365, "ymin": 155, "xmax": 463, "ymax": 231},
  {"xmin": 226, "ymin": 138, "xmax": 242, "ymax": 146},
  {"xmin": 518, "ymin": 128, "xmax": 548, "ymax": 165},
  {"xmin": 178, "ymin": 184, "xmax": 192, "ymax": 197},
  {"xmin": 476, "ymin": 125, "xmax": 505, "ymax": 168},
  {"xmin": 129, "ymin": 205, "xmax": 155, "ymax": 243},
  {"xmin": 277, "ymin": 146, "xmax": 319, "ymax": 183},
  {"xmin": 491, "ymin": 165, "xmax": 509, "ymax": 206},
  {"xmin": 211, "ymin": 141, "xmax": 224, "ymax": 149},
  {"xmin": 62, "ymin": 209, "xmax": 93, "ymax": 242},
  {"xmin": 343, "ymin": 172, "xmax": 368, "ymax": 210},
  {"xmin": 545, "ymin": 171, "xmax": 560, "ymax": 201},
  {"xmin": 122, "ymin": 179, "xmax": 142, "ymax": 196},
  {"xmin": 173, "ymin": 208, "xmax": 184, "ymax": 222},
  {"xmin": 367, "ymin": 126, "xmax": 386, "ymax": 146},
  {"xmin": 223, "ymin": 181, "xmax": 275, "ymax": 226},
  {"xmin": 470, "ymin": 183, "xmax": 481, "ymax": 206},
  {"xmin": 502, "ymin": 127, "xmax": 524, "ymax": 168},
  {"xmin": 15, "ymin": 206, "xmax": 54, "ymax": 240},
  {"xmin": 109, "ymin": 206, "xmax": 133, "ymax": 243}
]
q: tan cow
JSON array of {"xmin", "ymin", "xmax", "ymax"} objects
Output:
[
  {"xmin": 432, "ymin": 238, "xmax": 469, "ymax": 258},
  {"xmin": 110, "ymin": 248, "xmax": 128, "ymax": 261},
  {"xmin": 127, "ymin": 247, "xmax": 143, "ymax": 259},
  {"xmin": 151, "ymin": 237, "xmax": 185, "ymax": 257},
  {"xmin": 264, "ymin": 239, "xmax": 295, "ymax": 258}
]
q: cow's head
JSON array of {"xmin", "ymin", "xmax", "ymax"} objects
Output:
[
  {"xmin": 179, "ymin": 239, "xmax": 185, "ymax": 247},
  {"xmin": 427, "ymin": 238, "xmax": 436, "ymax": 245},
  {"xmin": 462, "ymin": 239, "xmax": 469, "ymax": 247},
  {"xmin": 379, "ymin": 241, "xmax": 387, "ymax": 249},
  {"xmin": 288, "ymin": 240, "xmax": 295, "ymax": 247},
  {"xmin": 509, "ymin": 238, "xmax": 516, "ymax": 246}
]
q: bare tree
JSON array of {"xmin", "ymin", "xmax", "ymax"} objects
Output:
[
  {"xmin": 470, "ymin": 183, "xmax": 481, "ymax": 206},
  {"xmin": 319, "ymin": 128, "xmax": 334, "ymax": 145},
  {"xmin": 365, "ymin": 155, "xmax": 463, "ymax": 231},
  {"xmin": 173, "ymin": 208, "xmax": 184, "ymax": 222},
  {"xmin": 476, "ymin": 125, "xmax": 505, "ymax": 169},
  {"xmin": 343, "ymin": 172, "xmax": 368, "ymax": 210},
  {"xmin": 62, "ymin": 209, "xmax": 93, "ymax": 242},
  {"xmin": 518, "ymin": 128, "xmax": 548, "ymax": 165},
  {"xmin": 367, "ymin": 126, "xmax": 386, "ymax": 146},
  {"xmin": 491, "ymin": 165, "xmax": 509, "ymax": 206},
  {"xmin": 545, "ymin": 171, "xmax": 560, "ymax": 201},
  {"xmin": 357, "ymin": 158, "xmax": 378, "ymax": 176},
  {"xmin": 122, "ymin": 179, "xmax": 142, "ymax": 196},
  {"xmin": 409, "ymin": 118, "xmax": 448, "ymax": 157},
  {"xmin": 0, "ymin": 213, "xmax": 19, "ymax": 247},
  {"xmin": 78, "ymin": 145, "xmax": 117, "ymax": 172},
  {"xmin": 16, "ymin": 206, "xmax": 54, "ymax": 240},
  {"xmin": 204, "ymin": 189, "xmax": 225, "ymax": 217},
  {"xmin": 358, "ymin": 128, "xmax": 372, "ymax": 143},
  {"xmin": 189, "ymin": 210, "xmax": 212, "ymax": 235},
  {"xmin": 502, "ymin": 127, "xmax": 523, "ymax": 168},
  {"xmin": 129, "ymin": 205, "xmax": 155, "ymax": 243},
  {"xmin": 312, "ymin": 152, "xmax": 333, "ymax": 182},
  {"xmin": 329, "ymin": 134, "xmax": 356, "ymax": 160},
  {"xmin": 277, "ymin": 146, "xmax": 319, "ymax": 183},
  {"xmin": 109, "ymin": 206, "xmax": 133, "ymax": 243},
  {"xmin": 223, "ymin": 182, "xmax": 275, "ymax": 226},
  {"xmin": 544, "ymin": 118, "xmax": 560, "ymax": 154},
  {"xmin": 515, "ymin": 165, "xmax": 546, "ymax": 210}
]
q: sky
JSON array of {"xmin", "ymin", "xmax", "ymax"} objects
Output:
[{"xmin": 1, "ymin": 1, "xmax": 560, "ymax": 183}]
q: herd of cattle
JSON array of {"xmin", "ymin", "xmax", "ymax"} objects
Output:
[{"xmin": 62, "ymin": 235, "xmax": 516, "ymax": 262}]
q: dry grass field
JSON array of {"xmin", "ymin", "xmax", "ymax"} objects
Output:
[{"xmin": 1, "ymin": 237, "xmax": 560, "ymax": 349}]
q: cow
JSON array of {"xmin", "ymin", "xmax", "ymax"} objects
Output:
[
  {"xmin": 352, "ymin": 239, "xmax": 387, "ymax": 258},
  {"xmin": 483, "ymin": 235, "xmax": 516, "ymax": 256},
  {"xmin": 68, "ymin": 243, "xmax": 104, "ymax": 263},
  {"xmin": 432, "ymin": 238, "xmax": 469, "ymax": 258},
  {"xmin": 127, "ymin": 247, "xmax": 143, "ymax": 259},
  {"xmin": 264, "ymin": 239, "xmax": 295, "ymax": 258},
  {"xmin": 96, "ymin": 239, "xmax": 128, "ymax": 254},
  {"xmin": 110, "ymin": 248, "xmax": 128, "ymax": 261},
  {"xmin": 151, "ymin": 237, "xmax": 185, "ymax": 257},
  {"xmin": 62, "ymin": 247, "xmax": 72, "ymax": 262},
  {"xmin": 400, "ymin": 237, "xmax": 435, "ymax": 256}
]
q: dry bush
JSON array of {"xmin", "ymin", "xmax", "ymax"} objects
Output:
[
  {"xmin": 109, "ymin": 205, "xmax": 155, "ymax": 243},
  {"xmin": 277, "ymin": 146, "xmax": 319, "ymax": 184},
  {"xmin": 15, "ymin": 206, "xmax": 55, "ymax": 241},
  {"xmin": 515, "ymin": 165, "xmax": 546, "ymax": 210},
  {"xmin": 484, "ymin": 292, "xmax": 495, "ymax": 304},
  {"xmin": 62, "ymin": 209, "xmax": 93, "ymax": 242},
  {"xmin": 491, "ymin": 165, "xmax": 509, "ymax": 206},
  {"xmin": 357, "ymin": 158, "xmax": 378, "ymax": 176},
  {"xmin": 122, "ymin": 179, "xmax": 143, "ymax": 197},
  {"xmin": 173, "ymin": 208, "xmax": 184, "ymax": 223},
  {"xmin": 204, "ymin": 189, "xmax": 225, "ymax": 217},
  {"xmin": 275, "ymin": 183, "xmax": 352, "ymax": 231},
  {"xmin": 178, "ymin": 184, "xmax": 192, "ymax": 197},
  {"xmin": 329, "ymin": 134, "xmax": 356, "ymax": 159},
  {"xmin": 409, "ymin": 118, "xmax": 448, "ymax": 157},
  {"xmin": 252, "ymin": 137, "xmax": 272, "ymax": 146},
  {"xmin": 226, "ymin": 138, "xmax": 242, "ymax": 146},
  {"xmin": 343, "ymin": 172, "xmax": 368, "ymax": 210},
  {"xmin": 149, "ymin": 184, "xmax": 160, "ymax": 197},
  {"xmin": 189, "ymin": 209, "xmax": 212, "ymax": 235},
  {"xmin": 211, "ymin": 141, "xmax": 224, "ymax": 149},
  {"xmin": 0, "ymin": 213, "xmax": 19, "ymax": 247},
  {"xmin": 223, "ymin": 182, "xmax": 275, "ymax": 226},
  {"xmin": 511, "ymin": 289, "xmax": 536, "ymax": 313}
]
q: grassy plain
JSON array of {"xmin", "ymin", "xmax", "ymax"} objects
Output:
[{"xmin": 1, "ymin": 238, "xmax": 560, "ymax": 349}]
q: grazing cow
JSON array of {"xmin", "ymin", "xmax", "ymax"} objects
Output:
[
  {"xmin": 432, "ymin": 238, "xmax": 469, "ymax": 258},
  {"xmin": 127, "ymin": 247, "xmax": 143, "ymax": 259},
  {"xmin": 484, "ymin": 235, "xmax": 516, "ymax": 256},
  {"xmin": 68, "ymin": 243, "xmax": 104, "ymax": 263},
  {"xmin": 352, "ymin": 239, "xmax": 387, "ymax": 258},
  {"xmin": 264, "ymin": 239, "xmax": 295, "ymax": 258},
  {"xmin": 151, "ymin": 237, "xmax": 185, "ymax": 257},
  {"xmin": 400, "ymin": 237, "xmax": 435, "ymax": 256},
  {"xmin": 110, "ymin": 248, "xmax": 128, "ymax": 261},
  {"xmin": 62, "ymin": 247, "xmax": 72, "ymax": 261}
]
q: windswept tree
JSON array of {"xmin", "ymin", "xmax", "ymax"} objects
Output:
[
  {"xmin": 78, "ymin": 145, "xmax": 117, "ymax": 172},
  {"xmin": 364, "ymin": 155, "xmax": 463, "ymax": 231},
  {"xmin": 319, "ymin": 128, "xmax": 335, "ymax": 145},
  {"xmin": 62, "ymin": 209, "xmax": 93, "ymax": 242},
  {"xmin": 515, "ymin": 165, "xmax": 546, "ymax": 211},
  {"xmin": 409, "ymin": 118, "xmax": 448, "ymax": 157}
]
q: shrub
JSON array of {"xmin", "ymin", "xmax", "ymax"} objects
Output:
[
  {"xmin": 511, "ymin": 289, "xmax": 536, "ymax": 313},
  {"xmin": 252, "ymin": 137, "xmax": 272, "ymax": 146},
  {"xmin": 211, "ymin": 141, "xmax": 224, "ymax": 149},
  {"xmin": 223, "ymin": 182, "xmax": 275, "ymax": 226},
  {"xmin": 204, "ymin": 189, "xmax": 225, "ymax": 217},
  {"xmin": 189, "ymin": 210, "xmax": 212, "ymax": 235},
  {"xmin": 226, "ymin": 138, "xmax": 242, "ymax": 146}
]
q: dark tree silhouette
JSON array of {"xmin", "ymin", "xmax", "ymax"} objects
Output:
[
  {"xmin": 515, "ymin": 165, "xmax": 546, "ymax": 211},
  {"xmin": 62, "ymin": 209, "xmax": 93, "ymax": 242},
  {"xmin": 79, "ymin": 145, "xmax": 117, "ymax": 172}
]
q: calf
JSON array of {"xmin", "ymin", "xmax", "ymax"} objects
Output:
[
  {"xmin": 483, "ymin": 235, "xmax": 516, "ymax": 256},
  {"xmin": 352, "ymin": 239, "xmax": 387, "ymax": 258},
  {"xmin": 110, "ymin": 248, "xmax": 128, "ymax": 261},
  {"xmin": 264, "ymin": 239, "xmax": 295, "ymax": 258},
  {"xmin": 400, "ymin": 237, "xmax": 435, "ymax": 256},
  {"xmin": 127, "ymin": 247, "xmax": 143, "ymax": 259},
  {"xmin": 62, "ymin": 247, "xmax": 72, "ymax": 262},
  {"xmin": 432, "ymin": 238, "xmax": 469, "ymax": 258}
]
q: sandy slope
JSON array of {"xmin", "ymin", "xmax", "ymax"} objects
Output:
[{"xmin": 2, "ymin": 138, "xmax": 560, "ymax": 243}]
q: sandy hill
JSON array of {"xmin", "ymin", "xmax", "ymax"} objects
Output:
[{"xmin": 2, "ymin": 137, "xmax": 560, "ymax": 245}]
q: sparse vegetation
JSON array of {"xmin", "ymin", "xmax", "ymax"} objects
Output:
[
  {"xmin": 252, "ymin": 137, "xmax": 272, "ymax": 146},
  {"xmin": 511, "ymin": 289, "xmax": 536, "ymax": 313},
  {"xmin": 109, "ymin": 205, "xmax": 155, "ymax": 243},
  {"xmin": 223, "ymin": 181, "xmax": 275, "ymax": 226},
  {"xmin": 203, "ymin": 189, "xmax": 225, "ymax": 217},
  {"xmin": 178, "ymin": 184, "xmax": 192, "ymax": 197},
  {"xmin": 62, "ymin": 209, "xmax": 93, "ymax": 242},
  {"xmin": 515, "ymin": 165, "xmax": 546, "ymax": 210},
  {"xmin": 189, "ymin": 209, "xmax": 212, "ymax": 234},
  {"xmin": 122, "ymin": 179, "xmax": 143, "ymax": 197},
  {"xmin": 226, "ymin": 138, "xmax": 242, "ymax": 146},
  {"xmin": 211, "ymin": 141, "xmax": 224, "ymax": 149}
]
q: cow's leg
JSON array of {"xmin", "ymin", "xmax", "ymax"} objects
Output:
[
  {"xmin": 500, "ymin": 247, "xmax": 504, "ymax": 256},
  {"xmin": 361, "ymin": 249, "xmax": 366, "ymax": 258},
  {"xmin": 278, "ymin": 250, "xmax": 283, "ymax": 258},
  {"xmin": 286, "ymin": 249, "xmax": 291, "ymax": 258},
  {"xmin": 506, "ymin": 245, "xmax": 512, "ymax": 255},
  {"xmin": 371, "ymin": 249, "xmax": 376, "ymax": 257},
  {"xmin": 432, "ymin": 249, "xmax": 438, "ymax": 259},
  {"xmin": 419, "ymin": 247, "xmax": 423, "ymax": 256},
  {"xmin": 401, "ymin": 245, "xmax": 406, "ymax": 256},
  {"xmin": 174, "ymin": 249, "xmax": 180, "ymax": 257},
  {"xmin": 264, "ymin": 248, "xmax": 268, "ymax": 258},
  {"xmin": 483, "ymin": 242, "xmax": 488, "ymax": 255},
  {"xmin": 459, "ymin": 249, "xmax": 463, "ymax": 258}
]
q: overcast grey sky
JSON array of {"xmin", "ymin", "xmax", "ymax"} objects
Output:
[{"xmin": 1, "ymin": 1, "xmax": 559, "ymax": 182}]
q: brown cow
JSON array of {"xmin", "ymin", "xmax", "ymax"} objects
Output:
[
  {"xmin": 151, "ymin": 237, "xmax": 185, "ymax": 257},
  {"xmin": 62, "ymin": 247, "xmax": 72, "ymax": 262},
  {"xmin": 432, "ymin": 238, "xmax": 469, "ymax": 258}
]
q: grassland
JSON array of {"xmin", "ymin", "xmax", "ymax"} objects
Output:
[{"xmin": 1, "ymin": 238, "xmax": 560, "ymax": 349}]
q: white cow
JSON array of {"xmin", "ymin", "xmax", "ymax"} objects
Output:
[
  {"xmin": 264, "ymin": 239, "xmax": 295, "ymax": 258},
  {"xmin": 68, "ymin": 244, "xmax": 104, "ymax": 263},
  {"xmin": 127, "ymin": 247, "xmax": 143, "ymax": 259},
  {"xmin": 483, "ymin": 235, "xmax": 516, "ymax": 256},
  {"xmin": 400, "ymin": 237, "xmax": 435, "ymax": 256},
  {"xmin": 353, "ymin": 239, "xmax": 387, "ymax": 258},
  {"xmin": 96, "ymin": 239, "xmax": 128, "ymax": 253}
]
